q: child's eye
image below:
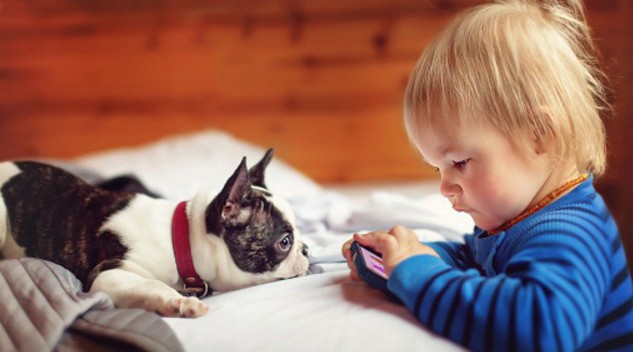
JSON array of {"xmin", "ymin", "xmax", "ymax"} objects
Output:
[{"xmin": 452, "ymin": 159, "xmax": 470, "ymax": 170}]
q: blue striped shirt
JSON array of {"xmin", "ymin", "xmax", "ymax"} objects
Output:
[{"xmin": 388, "ymin": 176, "xmax": 633, "ymax": 351}]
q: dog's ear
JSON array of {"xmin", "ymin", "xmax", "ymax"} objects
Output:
[
  {"xmin": 248, "ymin": 148, "xmax": 274, "ymax": 189},
  {"xmin": 222, "ymin": 157, "xmax": 253, "ymax": 224},
  {"xmin": 206, "ymin": 157, "xmax": 254, "ymax": 234}
]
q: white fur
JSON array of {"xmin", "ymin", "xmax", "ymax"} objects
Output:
[
  {"xmin": 101, "ymin": 196, "xmax": 179, "ymax": 283},
  {"xmin": 92, "ymin": 187, "xmax": 309, "ymax": 317},
  {"xmin": 91, "ymin": 267, "xmax": 207, "ymax": 317}
]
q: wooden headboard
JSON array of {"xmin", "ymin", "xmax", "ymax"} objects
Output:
[{"xmin": 0, "ymin": 0, "xmax": 626, "ymax": 185}]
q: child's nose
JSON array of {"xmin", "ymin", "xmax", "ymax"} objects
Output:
[{"xmin": 439, "ymin": 176, "xmax": 461, "ymax": 199}]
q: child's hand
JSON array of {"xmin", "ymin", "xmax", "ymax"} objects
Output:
[
  {"xmin": 342, "ymin": 225, "xmax": 439, "ymax": 279},
  {"xmin": 342, "ymin": 238, "xmax": 362, "ymax": 281}
]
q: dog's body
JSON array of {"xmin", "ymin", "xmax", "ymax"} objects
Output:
[{"xmin": 0, "ymin": 150, "xmax": 309, "ymax": 317}]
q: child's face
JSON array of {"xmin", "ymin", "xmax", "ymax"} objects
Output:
[{"xmin": 415, "ymin": 120, "xmax": 551, "ymax": 231}]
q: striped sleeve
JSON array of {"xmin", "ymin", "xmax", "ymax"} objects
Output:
[
  {"xmin": 426, "ymin": 234, "xmax": 476, "ymax": 270},
  {"xmin": 582, "ymin": 234, "xmax": 633, "ymax": 351},
  {"xmin": 388, "ymin": 218, "xmax": 614, "ymax": 352}
]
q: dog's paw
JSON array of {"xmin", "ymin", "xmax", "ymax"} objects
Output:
[{"xmin": 160, "ymin": 297, "xmax": 209, "ymax": 318}]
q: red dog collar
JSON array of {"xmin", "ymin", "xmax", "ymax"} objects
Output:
[{"xmin": 172, "ymin": 201, "xmax": 209, "ymax": 297}]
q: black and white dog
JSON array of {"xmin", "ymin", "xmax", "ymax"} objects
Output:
[{"xmin": 0, "ymin": 149, "xmax": 309, "ymax": 318}]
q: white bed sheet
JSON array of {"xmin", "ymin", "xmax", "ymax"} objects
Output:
[
  {"xmin": 73, "ymin": 130, "xmax": 473, "ymax": 352},
  {"xmin": 164, "ymin": 271, "xmax": 466, "ymax": 352}
]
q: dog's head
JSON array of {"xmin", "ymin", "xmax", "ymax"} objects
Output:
[{"xmin": 204, "ymin": 149, "xmax": 309, "ymax": 289}]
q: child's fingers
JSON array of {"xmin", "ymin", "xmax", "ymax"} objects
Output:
[
  {"xmin": 353, "ymin": 232, "xmax": 373, "ymax": 247},
  {"xmin": 341, "ymin": 238, "xmax": 354, "ymax": 261},
  {"xmin": 388, "ymin": 225, "xmax": 415, "ymax": 242},
  {"xmin": 342, "ymin": 236, "xmax": 362, "ymax": 281},
  {"xmin": 354, "ymin": 231, "xmax": 387, "ymax": 252},
  {"xmin": 357, "ymin": 231, "xmax": 401, "ymax": 257},
  {"xmin": 390, "ymin": 226, "xmax": 422, "ymax": 249},
  {"xmin": 349, "ymin": 269, "xmax": 361, "ymax": 281}
]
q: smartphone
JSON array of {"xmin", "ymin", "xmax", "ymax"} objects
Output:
[
  {"xmin": 352, "ymin": 242, "xmax": 388, "ymax": 280},
  {"xmin": 350, "ymin": 241, "xmax": 401, "ymax": 302},
  {"xmin": 350, "ymin": 241, "xmax": 389, "ymax": 287}
]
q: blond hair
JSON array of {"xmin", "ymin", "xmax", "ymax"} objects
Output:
[{"xmin": 404, "ymin": 0, "xmax": 610, "ymax": 176}]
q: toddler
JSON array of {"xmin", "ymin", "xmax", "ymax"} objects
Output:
[{"xmin": 342, "ymin": 0, "xmax": 633, "ymax": 351}]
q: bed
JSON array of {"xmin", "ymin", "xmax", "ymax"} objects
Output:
[{"xmin": 55, "ymin": 129, "xmax": 470, "ymax": 351}]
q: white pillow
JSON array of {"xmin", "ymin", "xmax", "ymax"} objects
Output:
[{"xmin": 74, "ymin": 130, "xmax": 322, "ymax": 201}]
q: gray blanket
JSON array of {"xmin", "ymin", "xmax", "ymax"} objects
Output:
[{"xmin": 0, "ymin": 258, "xmax": 184, "ymax": 352}]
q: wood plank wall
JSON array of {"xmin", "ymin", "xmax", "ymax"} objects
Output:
[
  {"xmin": 1, "ymin": 1, "xmax": 632, "ymax": 259},
  {"xmin": 603, "ymin": 0, "xmax": 633, "ymax": 265},
  {"xmin": 1, "ymin": 0, "xmax": 473, "ymax": 183}
]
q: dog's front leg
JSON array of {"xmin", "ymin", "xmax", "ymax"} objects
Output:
[{"xmin": 91, "ymin": 268, "xmax": 209, "ymax": 318}]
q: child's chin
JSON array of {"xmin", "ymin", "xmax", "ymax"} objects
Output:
[{"xmin": 472, "ymin": 218, "xmax": 501, "ymax": 232}]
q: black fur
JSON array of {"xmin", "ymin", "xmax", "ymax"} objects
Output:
[
  {"xmin": 248, "ymin": 148, "xmax": 273, "ymax": 188},
  {"xmin": 223, "ymin": 197, "xmax": 294, "ymax": 273},
  {"xmin": 205, "ymin": 149, "xmax": 296, "ymax": 273},
  {"xmin": 97, "ymin": 174, "xmax": 161, "ymax": 198},
  {"xmin": 1, "ymin": 161, "xmax": 132, "ymax": 289}
]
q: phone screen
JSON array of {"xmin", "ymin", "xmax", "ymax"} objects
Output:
[{"xmin": 358, "ymin": 246, "xmax": 388, "ymax": 280}]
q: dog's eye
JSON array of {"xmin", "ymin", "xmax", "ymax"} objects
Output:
[{"xmin": 275, "ymin": 235, "xmax": 292, "ymax": 253}]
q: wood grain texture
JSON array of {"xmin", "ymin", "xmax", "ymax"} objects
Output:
[
  {"xmin": 0, "ymin": 0, "xmax": 464, "ymax": 183},
  {"xmin": 0, "ymin": 0, "xmax": 627, "ymax": 188},
  {"xmin": 601, "ymin": 0, "xmax": 633, "ymax": 265}
]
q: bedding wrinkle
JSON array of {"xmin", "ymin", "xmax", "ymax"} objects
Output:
[
  {"xmin": 0, "ymin": 258, "xmax": 185, "ymax": 352},
  {"xmin": 1, "ymin": 259, "xmax": 61, "ymax": 351},
  {"xmin": 73, "ymin": 309, "xmax": 176, "ymax": 350},
  {"xmin": 0, "ymin": 266, "xmax": 30, "ymax": 352},
  {"xmin": 91, "ymin": 307, "xmax": 146, "ymax": 329},
  {"xmin": 27, "ymin": 259, "xmax": 69, "ymax": 337}
]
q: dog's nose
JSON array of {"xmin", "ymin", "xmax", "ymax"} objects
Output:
[{"xmin": 301, "ymin": 243, "xmax": 309, "ymax": 257}]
